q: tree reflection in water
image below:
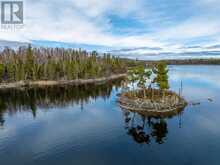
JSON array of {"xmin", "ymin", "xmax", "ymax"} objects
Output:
[
  {"xmin": 0, "ymin": 113, "xmax": 5, "ymax": 127},
  {"xmin": 122, "ymin": 109, "xmax": 183, "ymax": 145},
  {"xmin": 0, "ymin": 79, "xmax": 124, "ymax": 127}
]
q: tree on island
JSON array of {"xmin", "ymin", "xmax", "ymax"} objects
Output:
[
  {"xmin": 126, "ymin": 61, "xmax": 170, "ymax": 100},
  {"xmin": 154, "ymin": 61, "xmax": 169, "ymax": 100},
  {"xmin": 127, "ymin": 65, "xmax": 152, "ymax": 98},
  {"xmin": 136, "ymin": 65, "xmax": 152, "ymax": 98},
  {"xmin": 128, "ymin": 67, "xmax": 138, "ymax": 95}
]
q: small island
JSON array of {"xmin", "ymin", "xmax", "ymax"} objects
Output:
[{"xmin": 118, "ymin": 62, "xmax": 187, "ymax": 113}]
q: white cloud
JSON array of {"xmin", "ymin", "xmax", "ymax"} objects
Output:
[
  {"xmin": 0, "ymin": 0, "xmax": 163, "ymax": 48},
  {"xmin": 0, "ymin": 0, "xmax": 220, "ymax": 53},
  {"xmin": 151, "ymin": 16, "xmax": 220, "ymax": 43}
]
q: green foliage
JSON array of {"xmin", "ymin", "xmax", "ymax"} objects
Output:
[
  {"xmin": 0, "ymin": 46, "xmax": 127, "ymax": 82},
  {"xmin": 137, "ymin": 66, "xmax": 146, "ymax": 88},
  {"xmin": 128, "ymin": 68, "xmax": 138, "ymax": 89},
  {"xmin": 136, "ymin": 65, "xmax": 152, "ymax": 89},
  {"xmin": 154, "ymin": 61, "xmax": 169, "ymax": 90},
  {"xmin": 25, "ymin": 44, "xmax": 34, "ymax": 80},
  {"xmin": 127, "ymin": 65, "xmax": 152, "ymax": 98},
  {"xmin": 126, "ymin": 62, "xmax": 170, "ymax": 99},
  {"xmin": 0, "ymin": 64, "xmax": 4, "ymax": 82}
]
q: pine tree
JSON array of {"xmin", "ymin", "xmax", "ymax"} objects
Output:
[
  {"xmin": 136, "ymin": 66, "xmax": 152, "ymax": 98},
  {"xmin": 25, "ymin": 44, "xmax": 34, "ymax": 80},
  {"xmin": 155, "ymin": 62, "xmax": 169, "ymax": 90},
  {"xmin": 155, "ymin": 62, "xmax": 169, "ymax": 100},
  {"xmin": 0, "ymin": 64, "xmax": 4, "ymax": 82}
]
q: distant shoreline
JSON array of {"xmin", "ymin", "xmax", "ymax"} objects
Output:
[
  {"xmin": 0, "ymin": 74, "xmax": 127, "ymax": 89},
  {"xmin": 142, "ymin": 58, "xmax": 220, "ymax": 65}
]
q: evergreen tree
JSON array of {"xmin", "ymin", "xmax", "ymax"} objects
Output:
[
  {"xmin": 128, "ymin": 68, "xmax": 138, "ymax": 92},
  {"xmin": 25, "ymin": 44, "xmax": 34, "ymax": 80},
  {"xmin": 155, "ymin": 62, "xmax": 169, "ymax": 90},
  {"xmin": 136, "ymin": 66, "xmax": 152, "ymax": 98},
  {"xmin": 0, "ymin": 64, "xmax": 4, "ymax": 82},
  {"xmin": 154, "ymin": 62, "xmax": 169, "ymax": 100}
]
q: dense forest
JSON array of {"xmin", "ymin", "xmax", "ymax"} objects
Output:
[{"xmin": 0, "ymin": 45, "xmax": 127, "ymax": 82}]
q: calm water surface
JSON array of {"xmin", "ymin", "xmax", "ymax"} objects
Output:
[{"xmin": 0, "ymin": 65, "xmax": 220, "ymax": 165}]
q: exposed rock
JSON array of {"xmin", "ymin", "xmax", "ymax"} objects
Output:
[{"xmin": 118, "ymin": 89, "xmax": 187, "ymax": 113}]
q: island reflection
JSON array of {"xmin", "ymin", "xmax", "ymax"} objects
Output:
[{"xmin": 121, "ymin": 108, "xmax": 184, "ymax": 144}]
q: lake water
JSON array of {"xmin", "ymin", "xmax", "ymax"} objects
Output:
[{"xmin": 0, "ymin": 65, "xmax": 220, "ymax": 165}]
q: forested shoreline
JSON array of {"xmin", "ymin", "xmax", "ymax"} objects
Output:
[
  {"xmin": 1, "ymin": 44, "xmax": 219, "ymax": 89},
  {"xmin": 142, "ymin": 59, "xmax": 220, "ymax": 65},
  {"xmin": 0, "ymin": 45, "xmax": 127, "ymax": 83}
]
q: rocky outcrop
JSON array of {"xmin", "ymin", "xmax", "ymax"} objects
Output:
[{"xmin": 118, "ymin": 89, "xmax": 187, "ymax": 113}]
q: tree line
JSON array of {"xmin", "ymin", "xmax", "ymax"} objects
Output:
[{"xmin": 0, "ymin": 45, "xmax": 127, "ymax": 82}]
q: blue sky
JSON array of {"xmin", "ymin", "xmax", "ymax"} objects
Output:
[{"xmin": 1, "ymin": 0, "xmax": 220, "ymax": 57}]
